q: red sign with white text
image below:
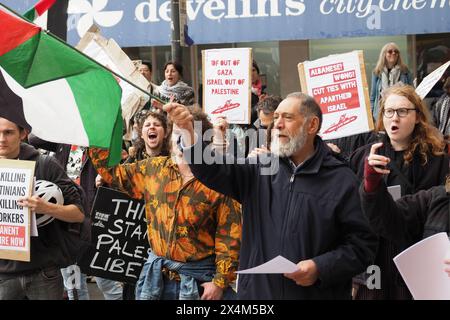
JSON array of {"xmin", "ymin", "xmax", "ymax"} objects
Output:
[
  {"xmin": 298, "ymin": 51, "xmax": 374, "ymax": 140},
  {"xmin": 312, "ymin": 79, "xmax": 359, "ymax": 114},
  {"xmin": 0, "ymin": 225, "xmax": 26, "ymax": 248}
]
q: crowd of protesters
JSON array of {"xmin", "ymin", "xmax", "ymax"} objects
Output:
[{"xmin": 1, "ymin": 44, "xmax": 450, "ymax": 301}]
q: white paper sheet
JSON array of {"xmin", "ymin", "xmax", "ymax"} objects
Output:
[
  {"xmin": 31, "ymin": 177, "xmax": 38, "ymax": 237},
  {"xmin": 416, "ymin": 61, "xmax": 450, "ymax": 99},
  {"xmin": 236, "ymin": 255, "xmax": 298, "ymax": 274},
  {"xmin": 387, "ymin": 185, "xmax": 401, "ymax": 201},
  {"xmin": 393, "ymin": 232, "xmax": 450, "ymax": 300},
  {"xmin": 30, "ymin": 213, "xmax": 38, "ymax": 237}
]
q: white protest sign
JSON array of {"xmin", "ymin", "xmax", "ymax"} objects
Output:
[
  {"xmin": 0, "ymin": 159, "xmax": 35, "ymax": 262},
  {"xmin": 416, "ymin": 60, "xmax": 450, "ymax": 99},
  {"xmin": 298, "ymin": 50, "xmax": 374, "ymax": 140},
  {"xmin": 83, "ymin": 40, "xmax": 137, "ymax": 107},
  {"xmin": 203, "ymin": 48, "xmax": 252, "ymax": 124},
  {"xmin": 393, "ymin": 232, "xmax": 450, "ymax": 300},
  {"xmin": 76, "ymin": 25, "xmax": 151, "ymax": 141}
]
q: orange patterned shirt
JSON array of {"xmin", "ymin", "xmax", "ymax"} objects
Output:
[{"xmin": 89, "ymin": 148, "xmax": 241, "ymax": 288}]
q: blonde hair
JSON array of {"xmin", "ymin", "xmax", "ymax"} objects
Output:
[
  {"xmin": 376, "ymin": 84, "xmax": 445, "ymax": 165},
  {"xmin": 373, "ymin": 42, "xmax": 409, "ymax": 76}
]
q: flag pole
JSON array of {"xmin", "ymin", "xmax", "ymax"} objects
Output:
[
  {"xmin": 2, "ymin": 2, "xmax": 167, "ymax": 104},
  {"xmin": 45, "ymin": 30, "xmax": 167, "ymax": 104}
]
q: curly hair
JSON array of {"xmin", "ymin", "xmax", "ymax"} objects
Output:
[
  {"xmin": 256, "ymin": 95, "xmax": 282, "ymax": 114},
  {"xmin": 376, "ymin": 84, "xmax": 445, "ymax": 165},
  {"xmin": 134, "ymin": 109, "xmax": 171, "ymax": 157},
  {"xmin": 186, "ymin": 104, "xmax": 213, "ymax": 135}
]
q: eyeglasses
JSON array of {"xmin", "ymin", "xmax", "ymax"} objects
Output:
[
  {"xmin": 387, "ymin": 49, "xmax": 399, "ymax": 55},
  {"xmin": 383, "ymin": 108, "xmax": 416, "ymax": 118}
]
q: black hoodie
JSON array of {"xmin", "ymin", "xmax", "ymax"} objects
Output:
[
  {"xmin": 186, "ymin": 136, "xmax": 378, "ymax": 299},
  {"xmin": 0, "ymin": 143, "xmax": 84, "ymax": 277}
]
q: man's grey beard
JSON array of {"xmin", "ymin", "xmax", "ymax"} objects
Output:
[{"xmin": 271, "ymin": 125, "xmax": 307, "ymax": 158}]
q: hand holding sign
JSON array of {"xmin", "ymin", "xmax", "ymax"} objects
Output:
[{"xmin": 17, "ymin": 195, "xmax": 52, "ymax": 215}]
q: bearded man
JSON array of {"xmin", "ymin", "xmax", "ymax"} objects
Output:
[{"xmin": 166, "ymin": 92, "xmax": 378, "ymax": 300}]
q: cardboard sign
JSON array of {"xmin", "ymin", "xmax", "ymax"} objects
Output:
[
  {"xmin": 76, "ymin": 25, "xmax": 151, "ymax": 142},
  {"xmin": 79, "ymin": 187, "xmax": 150, "ymax": 284},
  {"xmin": 298, "ymin": 51, "xmax": 374, "ymax": 140},
  {"xmin": 0, "ymin": 159, "xmax": 35, "ymax": 262},
  {"xmin": 202, "ymin": 48, "xmax": 252, "ymax": 124}
]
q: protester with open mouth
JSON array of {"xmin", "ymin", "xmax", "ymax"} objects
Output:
[
  {"xmin": 126, "ymin": 110, "xmax": 171, "ymax": 163},
  {"xmin": 120, "ymin": 109, "xmax": 171, "ymax": 299},
  {"xmin": 153, "ymin": 61, "xmax": 195, "ymax": 107},
  {"xmin": 349, "ymin": 84, "xmax": 448, "ymax": 300},
  {"xmin": 90, "ymin": 106, "xmax": 241, "ymax": 300}
]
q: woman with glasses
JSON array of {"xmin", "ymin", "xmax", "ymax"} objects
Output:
[
  {"xmin": 370, "ymin": 43, "xmax": 413, "ymax": 119},
  {"xmin": 360, "ymin": 162, "xmax": 450, "ymax": 289},
  {"xmin": 349, "ymin": 84, "xmax": 448, "ymax": 300}
]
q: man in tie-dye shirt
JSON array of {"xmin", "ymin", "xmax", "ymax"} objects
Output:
[{"xmin": 89, "ymin": 106, "xmax": 241, "ymax": 300}]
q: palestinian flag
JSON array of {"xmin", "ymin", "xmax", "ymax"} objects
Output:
[
  {"xmin": 0, "ymin": 4, "xmax": 123, "ymax": 166},
  {"xmin": 23, "ymin": 0, "xmax": 56, "ymax": 21}
]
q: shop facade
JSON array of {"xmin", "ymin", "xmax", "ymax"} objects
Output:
[{"xmin": 4, "ymin": 0, "xmax": 450, "ymax": 99}]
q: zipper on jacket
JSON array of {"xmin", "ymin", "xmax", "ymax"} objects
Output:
[
  {"xmin": 289, "ymin": 174, "xmax": 295, "ymax": 187},
  {"xmin": 279, "ymin": 172, "xmax": 296, "ymax": 298}
]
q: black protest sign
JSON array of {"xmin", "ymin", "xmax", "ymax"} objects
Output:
[{"xmin": 79, "ymin": 187, "xmax": 150, "ymax": 284}]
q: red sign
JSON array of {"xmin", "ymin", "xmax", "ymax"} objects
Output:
[
  {"xmin": 312, "ymin": 79, "xmax": 359, "ymax": 114},
  {"xmin": 0, "ymin": 225, "xmax": 26, "ymax": 248}
]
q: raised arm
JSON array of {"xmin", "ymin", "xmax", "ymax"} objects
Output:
[
  {"xmin": 88, "ymin": 147, "xmax": 147, "ymax": 200},
  {"xmin": 359, "ymin": 148, "xmax": 431, "ymax": 246},
  {"xmin": 163, "ymin": 102, "xmax": 259, "ymax": 203}
]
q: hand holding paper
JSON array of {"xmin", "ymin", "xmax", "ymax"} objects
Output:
[
  {"xmin": 284, "ymin": 259, "xmax": 319, "ymax": 286},
  {"xmin": 236, "ymin": 255, "xmax": 298, "ymax": 274}
]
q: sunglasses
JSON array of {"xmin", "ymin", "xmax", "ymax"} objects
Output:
[{"xmin": 387, "ymin": 49, "xmax": 399, "ymax": 55}]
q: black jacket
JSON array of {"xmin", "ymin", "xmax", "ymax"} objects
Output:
[
  {"xmin": 186, "ymin": 137, "xmax": 378, "ymax": 299},
  {"xmin": 360, "ymin": 181, "xmax": 449, "ymax": 248},
  {"xmin": 349, "ymin": 140, "xmax": 448, "ymax": 294},
  {"xmin": 350, "ymin": 141, "xmax": 448, "ymax": 195},
  {"xmin": 327, "ymin": 132, "xmax": 376, "ymax": 162},
  {"xmin": 28, "ymin": 135, "xmax": 98, "ymax": 214},
  {"xmin": 0, "ymin": 143, "xmax": 84, "ymax": 276}
]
